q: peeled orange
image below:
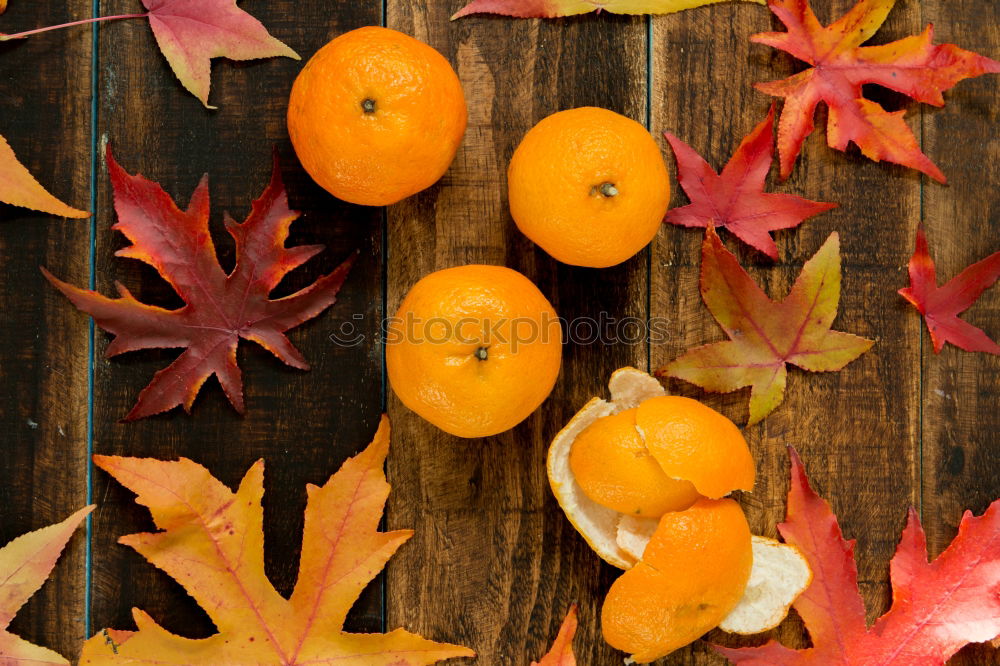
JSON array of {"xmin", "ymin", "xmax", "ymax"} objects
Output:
[
  {"xmin": 547, "ymin": 367, "xmax": 812, "ymax": 661},
  {"xmin": 602, "ymin": 498, "xmax": 753, "ymax": 662}
]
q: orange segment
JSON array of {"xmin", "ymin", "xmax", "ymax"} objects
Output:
[
  {"xmin": 636, "ymin": 396, "xmax": 755, "ymax": 498},
  {"xmin": 569, "ymin": 408, "xmax": 700, "ymax": 518},
  {"xmin": 601, "ymin": 498, "xmax": 753, "ymax": 662}
]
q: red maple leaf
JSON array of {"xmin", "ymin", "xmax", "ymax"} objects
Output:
[
  {"xmin": 716, "ymin": 448, "xmax": 1000, "ymax": 664},
  {"xmin": 754, "ymin": 0, "xmax": 1000, "ymax": 182},
  {"xmin": 43, "ymin": 147, "xmax": 354, "ymax": 421},
  {"xmin": 663, "ymin": 105, "xmax": 835, "ymax": 259},
  {"xmin": 898, "ymin": 228, "xmax": 1000, "ymax": 354}
]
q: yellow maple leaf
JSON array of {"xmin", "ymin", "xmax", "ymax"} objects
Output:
[
  {"xmin": 80, "ymin": 416, "xmax": 474, "ymax": 665},
  {"xmin": 0, "ymin": 134, "xmax": 89, "ymax": 218},
  {"xmin": 0, "ymin": 506, "xmax": 93, "ymax": 665},
  {"xmin": 452, "ymin": 0, "xmax": 762, "ymax": 20}
]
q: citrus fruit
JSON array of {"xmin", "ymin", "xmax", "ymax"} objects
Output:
[
  {"xmin": 287, "ymin": 26, "xmax": 467, "ymax": 206},
  {"xmin": 636, "ymin": 395, "xmax": 756, "ymax": 499},
  {"xmin": 386, "ymin": 265, "xmax": 561, "ymax": 438},
  {"xmin": 546, "ymin": 367, "xmax": 811, "ymax": 648},
  {"xmin": 507, "ymin": 107, "xmax": 670, "ymax": 268},
  {"xmin": 569, "ymin": 407, "xmax": 699, "ymax": 518},
  {"xmin": 601, "ymin": 498, "xmax": 753, "ymax": 663}
]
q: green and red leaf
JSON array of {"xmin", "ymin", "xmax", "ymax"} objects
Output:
[{"xmin": 659, "ymin": 227, "xmax": 873, "ymax": 424}]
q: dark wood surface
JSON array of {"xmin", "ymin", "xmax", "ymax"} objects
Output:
[{"xmin": 0, "ymin": 0, "xmax": 997, "ymax": 664}]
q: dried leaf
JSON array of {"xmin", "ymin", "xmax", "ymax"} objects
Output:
[
  {"xmin": 716, "ymin": 448, "xmax": 1000, "ymax": 664},
  {"xmin": 80, "ymin": 416, "xmax": 475, "ymax": 665},
  {"xmin": 0, "ymin": 134, "xmax": 90, "ymax": 218},
  {"xmin": 452, "ymin": 0, "xmax": 762, "ymax": 20},
  {"xmin": 0, "ymin": 506, "xmax": 93, "ymax": 665},
  {"xmin": 532, "ymin": 605, "xmax": 577, "ymax": 666},
  {"xmin": 754, "ymin": 0, "xmax": 1000, "ymax": 181},
  {"xmin": 142, "ymin": 0, "xmax": 299, "ymax": 108},
  {"xmin": 44, "ymin": 147, "xmax": 354, "ymax": 421},
  {"xmin": 664, "ymin": 105, "xmax": 835, "ymax": 259},
  {"xmin": 899, "ymin": 228, "xmax": 1000, "ymax": 354},
  {"xmin": 659, "ymin": 227, "xmax": 873, "ymax": 424}
]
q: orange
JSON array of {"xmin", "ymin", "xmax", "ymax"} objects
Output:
[
  {"xmin": 636, "ymin": 396, "xmax": 755, "ymax": 499},
  {"xmin": 569, "ymin": 408, "xmax": 699, "ymax": 518},
  {"xmin": 601, "ymin": 498, "xmax": 753, "ymax": 663},
  {"xmin": 507, "ymin": 107, "xmax": 670, "ymax": 268},
  {"xmin": 386, "ymin": 265, "xmax": 562, "ymax": 438},
  {"xmin": 287, "ymin": 26, "xmax": 467, "ymax": 206}
]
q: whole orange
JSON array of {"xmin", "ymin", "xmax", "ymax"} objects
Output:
[
  {"xmin": 287, "ymin": 26, "xmax": 467, "ymax": 206},
  {"xmin": 386, "ymin": 265, "xmax": 562, "ymax": 438},
  {"xmin": 508, "ymin": 107, "xmax": 670, "ymax": 268}
]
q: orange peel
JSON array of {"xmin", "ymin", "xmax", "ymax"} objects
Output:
[{"xmin": 547, "ymin": 367, "xmax": 812, "ymax": 643}]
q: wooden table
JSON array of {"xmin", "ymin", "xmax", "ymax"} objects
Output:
[{"xmin": 1, "ymin": 1, "xmax": 998, "ymax": 663}]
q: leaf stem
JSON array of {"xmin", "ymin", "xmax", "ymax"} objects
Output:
[{"xmin": 0, "ymin": 13, "xmax": 148, "ymax": 41}]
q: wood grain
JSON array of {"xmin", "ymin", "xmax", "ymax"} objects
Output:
[
  {"xmin": 650, "ymin": 1, "xmax": 921, "ymax": 660},
  {"xmin": 384, "ymin": 3, "xmax": 648, "ymax": 663},
  {"xmin": 88, "ymin": 0, "xmax": 385, "ymax": 639},
  {"xmin": 0, "ymin": 1, "xmax": 92, "ymax": 660},
  {"xmin": 0, "ymin": 0, "xmax": 997, "ymax": 663},
  {"xmin": 919, "ymin": 1, "xmax": 1000, "ymax": 663}
]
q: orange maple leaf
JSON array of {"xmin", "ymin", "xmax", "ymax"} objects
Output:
[
  {"xmin": 0, "ymin": 506, "xmax": 93, "ymax": 665},
  {"xmin": 755, "ymin": 0, "xmax": 1000, "ymax": 182},
  {"xmin": 80, "ymin": 416, "xmax": 475, "ymax": 665},
  {"xmin": 0, "ymin": 133, "xmax": 89, "ymax": 218},
  {"xmin": 531, "ymin": 605, "xmax": 578, "ymax": 666}
]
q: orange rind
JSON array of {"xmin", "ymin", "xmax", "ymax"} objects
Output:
[
  {"xmin": 547, "ymin": 367, "xmax": 812, "ymax": 658},
  {"xmin": 616, "ymin": 515, "xmax": 812, "ymax": 636},
  {"xmin": 569, "ymin": 407, "xmax": 700, "ymax": 518},
  {"xmin": 602, "ymin": 498, "xmax": 753, "ymax": 663}
]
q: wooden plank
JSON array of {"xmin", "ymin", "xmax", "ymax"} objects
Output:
[
  {"xmin": 384, "ymin": 3, "xmax": 648, "ymax": 662},
  {"xmin": 88, "ymin": 0, "xmax": 385, "ymax": 638},
  {"xmin": 919, "ymin": 1, "xmax": 1000, "ymax": 663},
  {"xmin": 0, "ymin": 1, "xmax": 92, "ymax": 660},
  {"xmin": 650, "ymin": 2, "xmax": 922, "ymax": 660}
]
